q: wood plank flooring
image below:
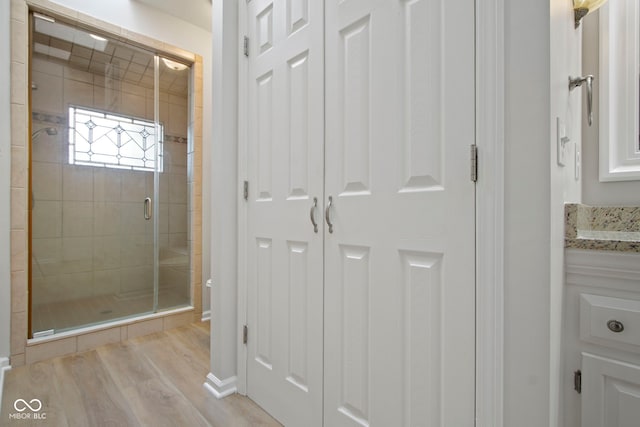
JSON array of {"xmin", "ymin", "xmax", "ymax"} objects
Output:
[{"xmin": 0, "ymin": 322, "xmax": 282, "ymax": 427}]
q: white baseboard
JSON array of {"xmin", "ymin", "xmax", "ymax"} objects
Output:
[
  {"xmin": 0, "ymin": 357, "xmax": 11, "ymax": 413},
  {"xmin": 203, "ymin": 372, "xmax": 237, "ymax": 399},
  {"xmin": 201, "ymin": 310, "xmax": 211, "ymax": 322}
]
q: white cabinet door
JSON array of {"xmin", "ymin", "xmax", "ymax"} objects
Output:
[
  {"xmin": 582, "ymin": 353, "xmax": 640, "ymax": 427},
  {"xmin": 245, "ymin": 0, "xmax": 324, "ymax": 425},
  {"xmin": 323, "ymin": 0, "xmax": 476, "ymax": 426}
]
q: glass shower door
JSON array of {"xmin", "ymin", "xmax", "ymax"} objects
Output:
[
  {"xmin": 30, "ymin": 16, "xmax": 158, "ymax": 335},
  {"xmin": 156, "ymin": 55, "xmax": 191, "ymax": 310}
]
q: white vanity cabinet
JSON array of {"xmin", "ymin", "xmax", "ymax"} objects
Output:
[
  {"xmin": 581, "ymin": 353, "xmax": 640, "ymax": 427},
  {"xmin": 564, "ymin": 249, "xmax": 640, "ymax": 427}
]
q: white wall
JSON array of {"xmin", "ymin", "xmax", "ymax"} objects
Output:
[
  {"xmin": 207, "ymin": 0, "xmax": 239, "ymax": 394},
  {"xmin": 503, "ymin": 2, "xmax": 551, "ymax": 425},
  {"xmin": 581, "ymin": 13, "xmax": 640, "ymax": 206},
  {"xmin": 549, "ymin": 1, "xmax": 582, "ymax": 426},
  {"xmin": 503, "ymin": 1, "xmax": 581, "ymax": 425},
  {"xmin": 0, "ymin": 0, "xmax": 12, "ymax": 363},
  {"xmin": 49, "ymin": 0, "xmax": 213, "ymax": 313}
]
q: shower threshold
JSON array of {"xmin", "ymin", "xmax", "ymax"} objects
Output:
[
  {"xmin": 29, "ymin": 305, "xmax": 194, "ymax": 345},
  {"xmin": 32, "ymin": 329, "xmax": 54, "ymax": 338}
]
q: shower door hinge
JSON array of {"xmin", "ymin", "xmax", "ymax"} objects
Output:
[
  {"xmin": 574, "ymin": 370, "xmax": 582, "ymax": 394},
  {"xmin": 470, "ymin": 144, "xmax": 478, "ymax": 183},
  {"xmin": 243, "ymin": 36, "xmax": 249, "ymax": 57},
  {"xmin": 243, "ymin": 181, "xmax": 249, "ymax": 200},
  {"xmin": 243, "ymin": 325, "xmax": 248, "ymax": 344}
]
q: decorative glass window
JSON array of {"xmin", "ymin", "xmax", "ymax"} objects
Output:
[{"xmin": 68, "ymin": 106, "xmax": 163, "ymax": 172}]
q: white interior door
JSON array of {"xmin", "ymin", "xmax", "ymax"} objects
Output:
[
  {"xmin": 245, "ymin": 0, "xmax": 324, "ymax": 426},
  {"xmin": 323, "ymin": 0, "xmax": 476, "ymax": 426}
]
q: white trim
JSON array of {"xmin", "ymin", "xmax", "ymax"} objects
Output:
[
  {"xmin": 475, "ymin": 0, "xmax": 505, "ymax": 426},
  {"xmin": 203, "ymin": 372, "xmax": 237, "ymax": 399},
  {"xmin": 0, "ymin": 357, "xmax": 10, "ymax": 413},
  {"xmin": 236, "ymin": 0, "xmax": 248, "ymax": 397},
  {"xmin": 566, "ymin": 249, "xmax": 640, "ymax": 285},
  {"xmin": 210, "ymin": 0, "xmax": 240, "ymax": 397},
  {"xmin": 201, "ymin": 310, "xmax": 211, "ymax": 322},
  {"xmin": 598, "ymin": 0, "xmax": 640, "ymax": 181}
]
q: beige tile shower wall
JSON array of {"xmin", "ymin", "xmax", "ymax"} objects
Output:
[
  {"xmin": 10, "ymin": 0, "xmax": 29, "ymax": 367},
  {"xmin": 32, "ymin": 56, "xmax": 190, "ymax": 127},
  {"xmin": 32, "ymin": 58, "xmax": 188, "ymax": 306},
  {"xmin": 30, "ymin": 60, "xmax": 189, "ymax": 306}
]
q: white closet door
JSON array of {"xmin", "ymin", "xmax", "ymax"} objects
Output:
[
  {"xmin": 323, "ymin": 0, "xmax": 476, "ymax": 426},
  {"xmin": 245, "ymin": 0, "xmax": 324, "ymax": 425}
]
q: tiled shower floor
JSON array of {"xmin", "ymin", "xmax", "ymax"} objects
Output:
[{"xmin": 32, "ymin": 288, "xmax": 189, "ymax": 334}]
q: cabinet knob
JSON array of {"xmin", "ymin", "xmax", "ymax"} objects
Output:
[{"xmin": 607, "ymin": 319, "xmax": 624, "ymax": 333}]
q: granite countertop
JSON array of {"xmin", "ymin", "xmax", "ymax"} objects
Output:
[{"xmin": 565, "ymin": 204, "xmax": 640, "ymax": 252}]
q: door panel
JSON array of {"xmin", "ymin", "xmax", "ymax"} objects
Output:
[
  {"xmin": 582, "ymin": 353, "xmax": 640, "ymax": 427},
  {"xmin": 337, "ymin": 244, "xmax": 371, "ymax": 424},
  {"xmin": 401, "ymin": 0, "xmax": 443, "ymax": 191},
  {"xmin": 340, "ymin": 16, "xmax": 371, "ymax": 195},
  {"xmin": 324, "ymin": 1, "xmax": 475, "ymax": 426},
  {"xmin": 246, "ymin": 0, "xmax": 324, "ymax": 426}
]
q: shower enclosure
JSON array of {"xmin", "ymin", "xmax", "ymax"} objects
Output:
[{"xmin": 29, "ymin": 13, "xmax": 192, "ymax": 336}]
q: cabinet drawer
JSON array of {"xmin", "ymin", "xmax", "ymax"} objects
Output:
[{"xmin": 580, "ymin": 294, "xmax": 640, "ymax": 351}]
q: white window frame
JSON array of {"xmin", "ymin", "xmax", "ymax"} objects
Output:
[{"xmin": 599, "ymin": 0, "xmax": 640, "ymax": 181}]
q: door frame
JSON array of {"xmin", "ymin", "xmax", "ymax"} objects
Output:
[
  {"xmin": 207, "ymin": 1, "xmax": 505, "ymax": 425},
  {"xmin": 475, "ymin": 1, "xmax": 505, "ymax": 426}
]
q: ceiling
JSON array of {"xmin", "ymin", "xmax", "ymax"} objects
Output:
[{"xmin": 133, "ymin": 0, "xmax": 212, "ymax": 32}]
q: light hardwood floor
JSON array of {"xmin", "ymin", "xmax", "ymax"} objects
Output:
[{"xmin": 0, "ymin": 322, "xmax": 281, "ymax": 427}]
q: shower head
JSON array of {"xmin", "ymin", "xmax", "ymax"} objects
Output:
[{"xmin": 32, "ymin": 127, "xmax": 58, "ymax": 140}]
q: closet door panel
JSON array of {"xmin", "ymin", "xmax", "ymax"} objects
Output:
[
  {"xmin": 246, "ymin": 0, "xmax": 324, "ymax": 426},
  {"xmin": 324, "ymin": 0, "xmax": 476, "ymax": 426}
]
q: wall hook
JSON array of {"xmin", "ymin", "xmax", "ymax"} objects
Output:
[{"xmin": 569, "ymin": 75, "xmax": 594, "ymax": 126}]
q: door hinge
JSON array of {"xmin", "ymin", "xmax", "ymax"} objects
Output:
[
  {"xmin": 574, "ymin": 370, "xmax": 582, "ymax": 394},
  {"xmin": 470, "ymin": 144, "xmax": 478, "ymax": 183},
  {"xmin": 243, "ymin": 36, "xmax": 249, "ymax": 57},
  {"xmin": 243, "ymin": 325, "xmax": 248, "ymax": 344},
  {"xmin": 243, "ymin": 181, "xmax": 249, "ymax": 200}
]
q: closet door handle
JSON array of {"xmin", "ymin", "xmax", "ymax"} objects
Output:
[
  {"xmin": 325, "ymin": 196, "xmax": 334, "ymax": 234},
  {"xmin": 310, "ymin": 197, "xmax": 319, "ymax": 233},
  {"xmin": 144, "ymin": 197, "xmax": 152, "ymax": 220}
]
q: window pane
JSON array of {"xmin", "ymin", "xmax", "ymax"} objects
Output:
[{"xmin": 68, "ymin": 105, "xmax": 162, "ymax": 172}]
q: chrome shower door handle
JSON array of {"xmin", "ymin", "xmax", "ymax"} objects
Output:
[
  {"xmin": 325, "ymin": 196, "xmax": 334, "ymax": 234},
  {"xmin": 569, "ymin": 75, "xmax": 595, "ymax": 126},
  {"xmin": 144, "ymin": 197, "xmax": 152, "ymax": 220},
  {"xmin": 310, "ymin": 197, "xmax": 319, "ymax": 233}
]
